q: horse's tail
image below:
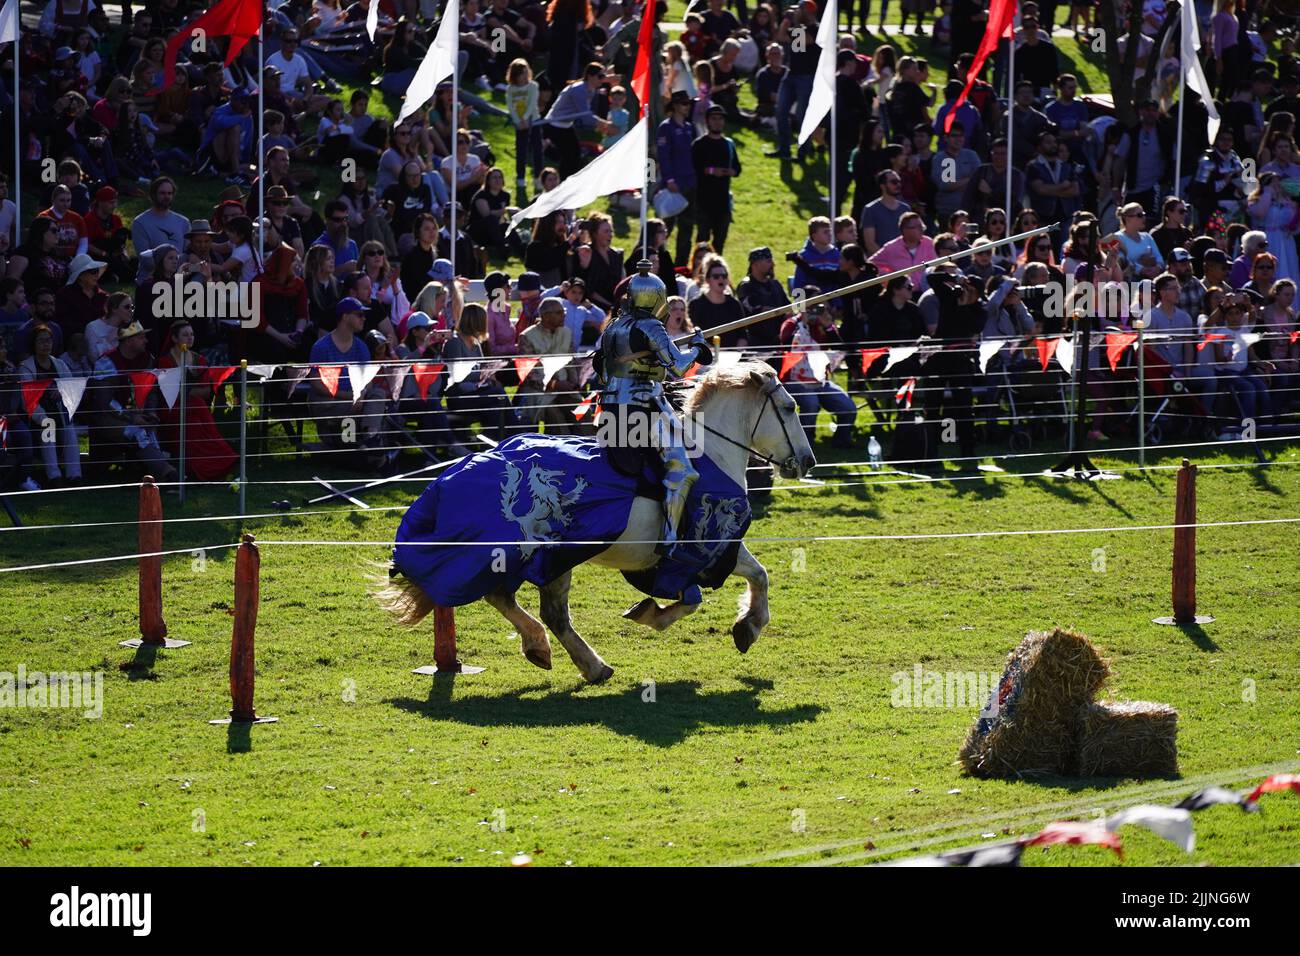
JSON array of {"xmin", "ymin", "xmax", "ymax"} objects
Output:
[{"xmin": 369, "ymin": 561, "xmax": 437, "ymax": 627}]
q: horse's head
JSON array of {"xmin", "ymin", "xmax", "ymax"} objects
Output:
[{"xmin": 687, "ymin": 362, "xmax": 817, "ymax": 480}]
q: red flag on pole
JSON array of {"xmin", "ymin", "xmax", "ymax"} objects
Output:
[
  {"xmin": 156, "ymin": 0, "xmax": 264, "ymax": 94},
  {"xmin": 944, "ymin": 0, "xmax": 1017, "ymax": 133},
  {"xmin": 631, "ymin": 0, "xmax": 657, "ymax": 117}
]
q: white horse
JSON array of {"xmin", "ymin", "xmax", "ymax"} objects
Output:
[{"xmin": 377, "ymin": 362, "xmax": 817, "ymax": 683}]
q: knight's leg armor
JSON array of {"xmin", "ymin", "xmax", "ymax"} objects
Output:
[{"xmin": 655, "ymin": 404, "xmax": 699, "ymax": 553}]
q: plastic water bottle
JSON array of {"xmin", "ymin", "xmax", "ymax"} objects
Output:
[{"xmin": 867, "ymin": 434, "xmax": 882, "ymax": 471}]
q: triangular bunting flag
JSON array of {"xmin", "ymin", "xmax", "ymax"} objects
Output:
[
  {"xmin": 285, "ymin": 365, "xmax": 312, "ymax": 391},
  {"xmin": 779, "ymin": 350, "xmax": 802, "ymax": 381},
  {"xmin": 1023, "ymin": 822, "xmax": 1123, "ymax": 858},
  {"xmin": 156, "ymin": 366, "xmax": 183, "ymax": 409},
  {"xmin": 448, "ymin": 359, "xmax": 478, "ymax": 385},
  {"xmin": 1177, "ymin": 786, "xmax": 1257, "ymax": 812},
  {"xmin": 883, "ymin": 345, "xmax": 918, "ymax": 373},
  {"xmin": 207, "ymin": 365, "xmax": 239, "ymax": 388},
  {"xmin": 573, "ymin": 391, "xmax": 598, "ymax": 420},
  {"xmin": 1106, "ymin": 806, "xmax": 1195, "ymax": 854},
  {"xmin": 514, "ymin": 356, "xmax": 541, "ymax": 382},
  {"xmin": 683, "ymin": 362, "xmax": 700, "ymax": 379},
  {"xmin": 540, "ymin": 355, "xmax": 570, "ymax": 386},
  {"xmin": 389, "ymin": 364, "xmax": 410, "ymax": 399},
  {"xmin": 129, "ymin": 371, "xmax": 157, "ymax": 410},
  {"xmin": 1106, "ymin": 332, "xmax": 1139, "ymax": 372},
  {"xmin": 1245, "ymin": 774, "xmax": 1300, "ymax": 805},
  {"xmin": 1035, "ymin": 337, "xmax": 1059, "ymax": 371},
  {"xmin": 347, "ymin": 363, "xmax": 382, "ymax": 402},
  {"xmin": 861, "ymin": 347, "xmax": 888, "ymax": 375},
  {"xmin": 805, "ymin": 350, "xmax": 830, "ymax": 382},
  {"xmin": 246, "ymin": 363, "xmax": 279, "ymax": 379},
  {"xmin": 412, "ymin": 362, "xmax": 445, "ymax": 400},
  {"xmin": 317, "ymin": 365, "xmax": 343, "ymax": 398},
  {"xmin": 1055, "ymin": 336, "xmax": 1074, "ymax": 376},
  {"xmin": 21, "ymin": 378, "xmax": 52, "ymax": 416},
  {"xmin": 55, "ymin": 377, "xmax": 89, "ymax": 419},
  {"xmin": 977, "ymin": 339, "xmax": 1005, "ymax": 373},
  {"xmin": 895, "ymin": 377, "xmax": 915, "ymax": 409}
]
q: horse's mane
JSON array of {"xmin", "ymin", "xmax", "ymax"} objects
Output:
[{"xmin": 682, "ymin": 361, "xmax": 775, "ymax": 414}]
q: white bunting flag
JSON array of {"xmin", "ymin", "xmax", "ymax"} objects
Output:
[
  {"xmin": 805, "ymin": 350, "xmax": 830, "ymax": 382},
  {"xmin": 1055, "ymin": 336, "xmax": 1074, "ymax": 376},
  {"xmin": 389, "ymin": 363, "xmax": 410, "ymax": 398},
  {"xmin": 448, "ymin": 359, "xmax": 478, "ymax": 385},
  {"xmin": 348, "ymin": 363, "xmax": 382, "ymax": 401},
  {"xmin": 508, "ymin": 118, "xmax": 649, "ymax": 235},
  {"xmin": 55, "ymin": 377, "xmax": 89, "ymax": 420},
  {"xmin": 246, "ymin": 364, "xmax": 279, "ymax": 380},
  {"xmin": 0, "ymin": 0, "xmax": 17, "ymax": 45},
  {"xmin": 540, "ymin": 355, "xmax": 570, "ymax": 387},
  {"xmin": 1182, "ymin": 0, "xmax": 1221, "ymax": 143},
  {"xmin": 978, "ymin": 339, "xmax": 1006, "ymax": 373},
  {"xmin": 156, "ymin": 366, "xmax": 183, "ymax": 409},
  {"xmin": 398, "ymin": 0, "xmax": 459, "ymax": 124},
  {"xmin": 797, "ymin": 0, "xmax": 837, "ymax": 145},
  {"xmin": 883, "ymin": 345, "xmax": 918, "ymax": 373},
  {"xmin": 285, "ymin": 365, "xmax": 312, "ymax": 391},
  {"xmin": 1106, "ymin": 805, "xmax": 1195, "ymax": 853}
]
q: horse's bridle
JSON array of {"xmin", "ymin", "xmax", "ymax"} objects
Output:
[{"xmin": 688, "ymin": 378, "xmax": 802, "ymax": 476}]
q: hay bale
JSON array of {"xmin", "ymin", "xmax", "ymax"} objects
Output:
[
  {"xmin": 958, "ymin": 629, "xmax": 1110, "ymax": 778},
  {"xmin": 1076, "ymin": 700, "xmax": 1179, "ymax": 778}
]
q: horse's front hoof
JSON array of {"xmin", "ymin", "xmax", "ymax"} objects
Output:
[
  {"xmin": 732, "ymin": 618, "xmax": 758, "ymax": 654},
  {"xmin": 524, "ymin": 645, "xmax": 552, "ymax": 670},
  {"xmin": 587, "ymin": 663, "xmax": 615, "ymax": 684},
  {"xmin": 622, "ymin": 598, "xmax": 661, "ymax": 628}
]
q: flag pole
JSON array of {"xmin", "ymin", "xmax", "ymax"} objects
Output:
[
  {"xmin": 1006, "ymin": 8, "xmax": 1016, "ymax": 215},
  {"xmin": 450, "ymin": 9, "xmax": 458, "ymax": 289},
  {"xmin": 11, "ymin": 0, "xmax": 19, "ymax": 232},
  {"xmin": 829, "ymin": 0, "xmax": 837, "ymax": 220},
  {"xmin": 258, "ymin": 15, "xmax": 264, "ymax": 246},
  {"xmin": 1174, "ymin": 0, "xmax": 1186, "ymax": 197}
]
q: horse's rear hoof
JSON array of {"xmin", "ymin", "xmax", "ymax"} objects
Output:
[
  {"xmin": 732, "ymin": 619, "xmax": 757, "ymax": 654},
  {"xmin": 524, "ymin": 646, "xmax": 552, "ymax": 670}
]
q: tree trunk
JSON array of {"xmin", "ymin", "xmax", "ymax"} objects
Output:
[{"xmin": 1097, "ymin": 0, "xmax": 1148, "ymax": 128}]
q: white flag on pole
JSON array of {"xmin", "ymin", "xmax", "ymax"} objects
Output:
[
  {"xmin": 508, "ymin": 118, "xmax": 649, "ymax": 235},
  {"xmin": 398, "ymin": 0, "xmax": 459, "ymax": 124},
  {"xmin": 797, "ymin": 0, "xmax": 837, "ymax": 146},
  {"xmin": 0, "ymin": 0, "xmax": 17, "ymax": 45},
  {"xmin": 55, "ymin": 377, "xmax": 88, "ymax": 419},
  {"xmin": 1182, "ymin": 0, "xmax": 1220, "ymax": 143},
  {"xmin": 366, "ymin": 0, "xmax": 380, "ymax": 41}
]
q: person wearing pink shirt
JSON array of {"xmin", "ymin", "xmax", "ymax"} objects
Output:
[
  {"xmin": 867, "ymin": 212, "xmax": 936, "ymax": 293},
  {"xmin": 482, "ymin": 271, "xmax": 519, "ymax": 356}
]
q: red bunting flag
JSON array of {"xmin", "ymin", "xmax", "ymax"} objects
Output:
[
  {"xmin": 317, "ymin": 365, "xmax": 343, "ymax": 398},
  {"xmin": 573, "ymin": 391, "xmax": 598, "ymax": 420},
  {"xmin": 0, "ymin": 415, "xmax": 7, "ymax": 451},
  {"xmin": 1245, "ymin": 774, "xmax": 1300, "ymax": 804},
  {"xmin": 20, "ymin": 378, "xmax": 52, "ymax": 416},
  {"xmin": 1023, "ymin": 822, "xmax": 1123, "ymax": 858},
  {"xmin": 779, "ymin": 350, "xmax": 802, "ymax": 381},
  {"xmin": 411, "ymin": 362, "xmax": 445, "ymax": 401},
  {"xmin": 128, "ymin": 371, "xmax": 157, "ymax": 410},
  {"xmin": 861, "ymin": 347, "xmax": 888, "ymax": 375},
  {"xmin": 206, "ymin": 365, "xmax": 238, "ymax": 388},
  {"xmin": 894, "ymin": 377, "xmax": 916, "ymax": 409},
  {"xmin": 944, "ymin": 0, "xmax": 1016, "ymax": 133},
  {"xmin": 514, "ymin": 356, "xmax": 541, "ymax": 383},
  {"xmin": 630, "ymin": 0, "xmax": 657, "ymax": 116},
  {"xmin": 1035, "ymin": 336, "xmax": 1059, "ymax": 371},
  {"xmin": 1106, "ymin": 332, "xmax": 1138, "ymax": 372},
  {"xmin": 156, "ymin": 0, "xmax": 263, "ymax": 94},
  {"xmin": 1290, "ymin": 330, "xmax": 1299, "ymax": 345},
  {"xmin": 1197, "ymin": 332, "xmax": 1228, "ymax": 352}
]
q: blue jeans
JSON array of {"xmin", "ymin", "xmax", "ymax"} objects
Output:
[
  {"xmin": 785, "ymin": 379, "xmax": 857, "ymax": 442},
  {"xmin": 775, "ymin": 72, "xmax": 815, "ymax": 157},
  {"xmin": 1225, "ymin": 371, "xmax": 1271, "ymax": 425}
]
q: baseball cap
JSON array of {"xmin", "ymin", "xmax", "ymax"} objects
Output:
[
  {"xmin": 1170, "ymin": 247, "xmax": 1192, "ymax": 263},
  {"xmin": 405, "ymin": 311, "xmax": 433, "ymax": 329},
  {"xmin": 516, "ymin": 271, "xmax": 542, "ymax": 293},
  {"xmin": 94, "ymin": 185, "xmax": 118, "ymax": 203},
  {"xmin": 1202, "ymin": 249, "xmax": 1229, "ymax": 266},
  {"xmin": 336, "ymin": 296, "xmax": 366, "ymax": 316},
  {"xmin": 428, "ymin": 259, "xmax": 454, "ymax": 282},
  {"xmin": 748, "ymin": 246, "xmax": 773, "ymax": 263}
]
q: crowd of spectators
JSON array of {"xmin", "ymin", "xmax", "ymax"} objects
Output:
[{"xmin": 0, "ymin": 0, "xmax": 1297, "ymax": 492}]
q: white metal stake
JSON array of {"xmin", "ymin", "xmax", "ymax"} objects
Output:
[
  {"xmin": 239, "ymin": 360, "xmax": 248, "ymax": 518},
  {"xmin": 178, "ymin": 346, "xmax": 188, "ymax": 506},
  {"xmin": 1006, "ymin": 14, "xmax": 1016, "ymax": 214},
  {"xmin": 450, "ymin": 16, "xmax": 458, "ymax": 288},
  {"xmin": 12, "ymin": 0, "xmax": 19, "ymax": 231},
  {"xmin": 1136, "ymin": 321, "xmax": 1146, "ymax": 467}
]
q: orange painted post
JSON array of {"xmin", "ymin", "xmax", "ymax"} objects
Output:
[
  {"xmin": 211, "ymin": 534, "xmax": 277, "ymax": 724},
  {"xmin": 1155, "ymin": 459, "xmax": 1213, "ymax": 626},
  {"xmin": 413, "ymin": 605, "xmax": 484, "ymax": 676},
  {"xmin": 121, "ymin": 477, "xmax": 190, "ymax": 648}
]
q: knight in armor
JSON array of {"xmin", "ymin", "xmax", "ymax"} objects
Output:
[{"xmin": 594, "ymin": 260, "xmax": 712, "ymax": 554}]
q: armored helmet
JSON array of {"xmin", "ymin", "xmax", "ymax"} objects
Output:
[{"xmin": 627, "ymin": 259, "xmax": 668, "ymax": 319}]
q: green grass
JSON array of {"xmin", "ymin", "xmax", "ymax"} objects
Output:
[{"xmin": 1, "ymin": 439, "xmax": 1298, "ymax": 866}]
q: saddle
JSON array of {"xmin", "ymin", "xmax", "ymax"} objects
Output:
[{"xmin": 601, "ymin": 444, "xmax": 667, "ymax": 502}]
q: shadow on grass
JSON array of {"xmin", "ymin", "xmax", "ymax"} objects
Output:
[
  {"xmin": 1168, "ymin": 620, "xmax": 1219, "ymax": 653},
  {"xmin": 389, "ymin": 675, "xmax": 823, "ymax": 747},
  {"xmin": 1007, "ymin": 769, "xmax": 1182, "ymax": 791}
]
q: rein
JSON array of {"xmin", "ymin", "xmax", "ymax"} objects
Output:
[{"xmin": 683, "ymin": 381, "xmax": 800, "ymax": 472}]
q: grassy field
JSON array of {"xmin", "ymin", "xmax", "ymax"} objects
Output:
[{"xmin": 1, "ymin": 439, "xmax": 1298, "ymax": 867}]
